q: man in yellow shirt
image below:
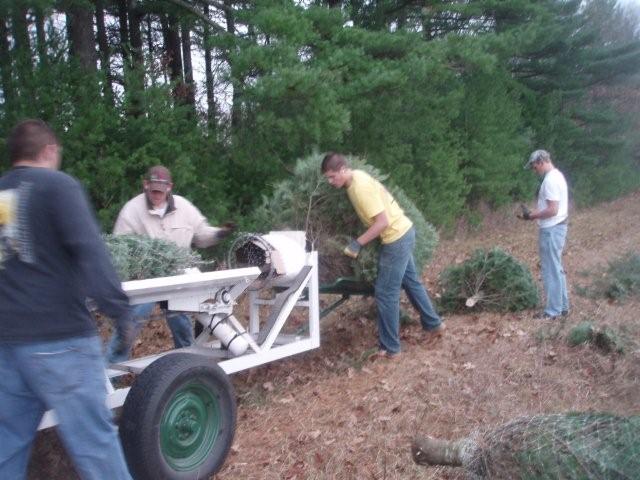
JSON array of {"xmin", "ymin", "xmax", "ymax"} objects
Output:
[{"xmin": 321, "ymin": 153, "xmax": 443, "ymax": 358}]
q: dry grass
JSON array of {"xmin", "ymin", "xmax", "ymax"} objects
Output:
[{"xmin": 28, "ymin": 191, "xmax": 640, "ymax": 480}]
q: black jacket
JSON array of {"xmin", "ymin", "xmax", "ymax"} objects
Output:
[{"xmin": 0, "ymin": 166, "xmax": 131, "ymax": 342}]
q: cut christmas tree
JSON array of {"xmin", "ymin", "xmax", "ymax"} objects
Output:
[
  {"xmin": 412, "ymin": 413, "xmax": 640, "ymax": 479},
  {"xmin": 104, "ymin": 234, "xmax": 205, "ymax": 281},
  {"xmin": 438, "ymin": 248, "xmax": 538, "ymax": 312},
  {"xmin": 250, "ymin": 153, "xmax": 438, "ymax": 285}
]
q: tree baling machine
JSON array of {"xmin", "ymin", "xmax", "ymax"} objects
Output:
[{"xmin": 38, "ymin": 231, "xmax": 322, "ymax": 480}]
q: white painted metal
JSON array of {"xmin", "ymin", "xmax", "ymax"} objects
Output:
[
  {"xmin": 122, "ymin": 267, "xmax": 261, "ymax": 308},
  {"xmin": 227, "ymin": 314, "xmax": 261, "ymax": 353},
  {"xmin": 259, "ymin": 267, "xmax": 313, "ymax": 351},
  {"xmin": 249, "ymin": 290, "xmax": 260, "ymax": 335},
  {"xmin": 258, "ymin": 231, "xmax": 308, "ymax": 284},
  {"xmin": 38, "ymin": 232, "xmax": 320, "ymax": 431}
]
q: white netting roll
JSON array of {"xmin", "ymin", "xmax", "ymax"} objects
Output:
[{"xmin": 229, "ymin": 231, "xmax": 307, "ymax": 286}]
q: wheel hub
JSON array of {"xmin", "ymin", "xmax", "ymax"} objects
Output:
[{"xmin": 160, "ymin": 383, "xmax": 221, "ymax": 471}]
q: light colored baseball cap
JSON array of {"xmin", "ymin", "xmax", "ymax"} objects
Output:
[{"xmin": 524, "ymin": 149, "xmax": 550, "ymax": 169}]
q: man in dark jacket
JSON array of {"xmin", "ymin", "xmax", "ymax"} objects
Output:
[{"xmin": 0, "ymin": 119, "xmax": 134, "ymax": 479}]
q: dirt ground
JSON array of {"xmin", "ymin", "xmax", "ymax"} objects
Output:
[{"xmin": 28, "ymin": 191, "xmax": 640, "ymax": 479}]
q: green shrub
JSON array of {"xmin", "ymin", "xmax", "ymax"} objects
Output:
[
  {"xmin": 567, "ymin": 322, "xmax": 624, "ymax": 354},
  {"xmin": 567, "ymin": 322, "xmax": 595, "ymax": 347},
  {"xmin": 592, "ymin": 326, "xmax": 625, "ymax": 354},
  {"xmin": 603, "ymin": 252, "xmax": 640, "ymax": 300},
  {"xmin": 581, "ymin": 251, "xmax": 640, "ymax": 301},
  {"xmin": 439, "ymin": 248, "xmax": 538, "ymax": 312}
]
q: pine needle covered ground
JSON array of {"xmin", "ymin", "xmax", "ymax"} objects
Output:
[{"xmin": 28, "ymin": 191, "xmax": 640, "ymax": 480}]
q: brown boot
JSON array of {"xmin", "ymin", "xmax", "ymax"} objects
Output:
[
  {"xmin": 369, "ymin": 349, "xmax": 401, "ymax": 361},
  {"xmin": 424, "ymin": 323, "xmax": 445, "ymax": 342}
]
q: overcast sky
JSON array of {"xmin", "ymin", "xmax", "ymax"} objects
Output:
[{"xmin": 619, "ymin": 0, "xmax": 640, "ymax": 8}]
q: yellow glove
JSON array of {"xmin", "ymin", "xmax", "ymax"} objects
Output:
[{"xmin": 343, "ymin": 239, "xmax": 362, "ymax": 258}]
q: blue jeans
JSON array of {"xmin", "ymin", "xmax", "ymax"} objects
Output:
[
  {"xmin": 539, "ymin": 223, "xmax": 569, "ymax": 316},
  {"xmin": 0, "ymin": 336, "xmax": 132, "ymax": 480},
  {"xmin": 106, "ymin": 302, "xmax": 193, "ymax": 364},
  {"xmin": 375, "ymin": 227, "xmax": 442, "ymax": 354}
]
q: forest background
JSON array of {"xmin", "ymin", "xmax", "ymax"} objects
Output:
[{"xmin": 1, "ymin": 0, "xmax": 640, "ymax": 232}]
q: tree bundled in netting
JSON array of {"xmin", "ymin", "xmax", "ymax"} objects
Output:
[
  {"xmin": 412, "ymin": 413, "xmax": 640, "ymax": 479},
  {"xmin": 438, "ymin": 248, "xmax": 538, "ymax": 312},
  {"xmin": 104, "ymin": 234, "xmax": 205, "ymax": 281},
  {"xmin": 250, "ymin": 153, "xmax": 438, "ymax": 284}
]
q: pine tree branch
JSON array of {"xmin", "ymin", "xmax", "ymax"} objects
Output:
[
  {"xmin": 196, "ymin": 0, "xmax": 232, "ymax": 14},
  {"xmin": 165, "ymin": 0, "xmax": 226, "ymax": 33}
]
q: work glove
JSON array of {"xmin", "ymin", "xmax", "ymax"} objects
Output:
[
  {"xmin": 216, "ymin": 222, "xmax": 237, "ymax": 240},
  {"xmin": 343, "ymin": 239, "xmax": 362, "ymax": 258},
  {"xmin": 517, "ymin": 204, "xmax": 532, "ymax": 221}
]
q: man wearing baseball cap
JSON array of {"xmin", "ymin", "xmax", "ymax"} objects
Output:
[
  {"xmin": 519, "ymin": 149, "xmax": 570, "ymax": 320},
  {"xmin": 106, "ymin": 165, "xmax": 235, "ymax": 363}
]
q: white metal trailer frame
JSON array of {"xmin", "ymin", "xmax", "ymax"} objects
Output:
[{"xmin": 38, "ymin": 248, "xmax": 320, "ymax": 431}]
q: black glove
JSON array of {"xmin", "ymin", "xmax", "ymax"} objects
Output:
[
  {"xmin": 343, "ymin": 239, "xmax": 362, "ymax": 258},
  {"xmin": 517, "ymin": 204, "xmax": 532, "ymax": 221},
  {"xmin": 216, "ymin": 222, "xmax": 237, "ymax": 240}
]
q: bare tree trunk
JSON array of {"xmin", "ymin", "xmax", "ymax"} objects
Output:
[
  {"xmin": 11, "ymin": 3, "xmax": 32, "ymax": 84},
  {"xmin": 181, "ymin": 22, "xmax": 196, "ymax": 109},
  {"xmin": 146, "ymin": 15, "xmax": 154, "ymax": 55},
  {"xmin": 146, "ymin": 15, "xmax": 156, "ymax": 85},
  {"xmin": 116, "ymin": 0, "xmax": 144, "ymax": 115},
  {"xmin": 66, "ymin": 2, "xmax": 97, "ymax": 71},
  {"xmin": 129, "ymin": 1, "xmax": 143, "ymax": 71},
  {"xmin": 161, "ymin": 13, "xmax": 184, "ymax": 101},
  {"xmin": 95, "ymin": 0, "xmax": 113, "ymax": 100},
  {"xmin": 412, "ymin": 436, "xmax": 468, "ymax": 467},
  {"xmin": 203, "ymin": 4, "xmax": 216, "ymax": 128},
  {"xmin": 0, "ymin": 15, "xmax": 12, "ymax": 109},
  {"xmin": 34, "ymin": 5, "xmax": 48, "ymax": 67},
  {"xmin": 127, "ymin": 0, "xmax": 145, "ymax": 115},
  {"xmin": 12, "ymin": 4, "xmax": 30, "ymax": 56},
  {"xmin": 117, "ymin": 0, "xmax": 130, "ymax": 64},
  {"xmin": 224, "ymin": 0, "xmax": 242, "ymax": 130}
]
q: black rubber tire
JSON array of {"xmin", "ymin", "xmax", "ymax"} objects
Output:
[{"xmin": 119, "ymin": 353, "xmax": 236, "ymax": 480}]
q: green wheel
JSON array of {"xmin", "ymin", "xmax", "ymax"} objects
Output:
[{"xmin": 120, "ymin": 353, "xmax": 236, "ymax": 480}]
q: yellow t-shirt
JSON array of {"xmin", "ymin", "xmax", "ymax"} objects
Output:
[{"xmin": 346, "ymin": 170, "xmax": 412, "ymax": 244}]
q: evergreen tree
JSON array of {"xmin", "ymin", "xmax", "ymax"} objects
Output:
[
  {"xmin": 502, "ymin": 0, "xmax": 640, "ymax": 203},
  {"xmin": 1, "ymin": 0, "xmax": 638, "ymax": 231}
]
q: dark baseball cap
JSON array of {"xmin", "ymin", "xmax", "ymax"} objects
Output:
[{"xmin": 145, "ymin": 165, "xmax": 172, "ymax": 192}]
